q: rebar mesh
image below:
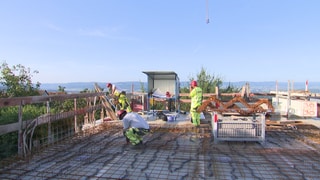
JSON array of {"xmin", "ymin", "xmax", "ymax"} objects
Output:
[{"xmin": 0, "ymin": 120, "xmax": 320, "ymax": 180}]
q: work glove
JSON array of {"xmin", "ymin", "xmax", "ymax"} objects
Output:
[
  {"xmin": 132, "ymin": 128, "xmax": 137, "ymax": 134},
  {"xmin": 192, "ymin": 106, "xmax": 199, "ymax": 111}
]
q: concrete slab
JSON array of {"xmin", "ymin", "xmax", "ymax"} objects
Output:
[{"xmin": 0, "ymin": 114, "xmax": 320, "ymax": 179}]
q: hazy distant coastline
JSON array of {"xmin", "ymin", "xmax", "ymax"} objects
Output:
[{"xmin": 39, "ymin": 81, "xmax": 320, "ymax": 93}]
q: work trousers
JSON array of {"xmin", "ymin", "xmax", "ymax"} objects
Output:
[
  {"xmin": 124, "ymin": 128, "xmax": 150, "ymax": 145},
  {"xmin": 190, "ymin": 111, "xmax": 200, "ymax": 127}
]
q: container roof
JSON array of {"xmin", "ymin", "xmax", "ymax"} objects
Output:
[{"xmin": 142, "ymin": 71, "xmax": 178, "ymax": 80}]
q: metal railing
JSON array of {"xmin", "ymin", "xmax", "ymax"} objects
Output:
[
  {"xmin": 211, "ymin": 112, "xmax": 265, "ymax": 144},
  {"xmin": 0, "ymin": 92, "xmax": 107, "ymax": 159}
]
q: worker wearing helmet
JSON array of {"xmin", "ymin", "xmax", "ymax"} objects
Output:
[
  {"xmin": 107, "ymin": 83, "xmax": 120, "ymax": 96},
  {"xmin": 117, "ymin": 110, "xmax": 150, "ymax": 146},
  {"xmin": 189, "ymin": 80, "xmax": 203, "ymax": 127}
]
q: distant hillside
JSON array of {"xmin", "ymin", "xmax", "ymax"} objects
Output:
[
  {"xmin": 39, "ymin": 81, "xmax": 320, "ymax": 93},
  {"xmin": 39, "ymin": 82, "xmax": 146, "ymax": 93}
]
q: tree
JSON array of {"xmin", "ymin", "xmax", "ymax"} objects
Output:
[
  {"xmin": 179, "ymin": 67, "xmax": 240, "ymax": 111},
  {"xmin": 139, "ymin": 81, "xmax": 146, "ymax": 93},
  {"xmin": 58, "ymin": 85, "xmax": 66, "ymax": 92},
  {"xmin": 221, "ymin": 82, "xmax": 240, "ymax": 93},
  {"xmin": 190, "ymin": 66, "xmax": 223, "ymax": 93},
  {"xmin": 0, "ymin": 62, "xmax": 41, "ymax": 97}
]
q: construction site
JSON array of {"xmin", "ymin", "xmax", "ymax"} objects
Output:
[
  {"xmin": 1, "ymin": 72, "xmax": 320, "ymax": 179},
  {"xmin": 1, "ymin": 113, "xmax": 320, "ymax": 180}
]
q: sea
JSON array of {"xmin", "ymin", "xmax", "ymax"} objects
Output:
[{"xmin": 39, "ymin": 81, "xmax": 320, "ymax": 94}]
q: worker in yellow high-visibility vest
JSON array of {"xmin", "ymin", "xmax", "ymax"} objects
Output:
[
  {"xmin": 107, "ymin": 83, "xmax": 132, "ymax": 112},
  {"xmin": 189, "ymin": 80, "xmax": 203, "ymax": 127},
  {"xmin": 118, "ymin": 91, "xmax": 132, "ymax": 112}
]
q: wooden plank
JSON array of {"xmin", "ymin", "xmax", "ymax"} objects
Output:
[
  {"xmin": 0, "ymin": 105, "xmax": 103, "ymax": 135},
  {"xmin": 94, "ymin": 83, "xmax": 117, "ymax": 120},
  {"xmin": 179, "ymin": 93, "xmax": 217, "ymax": 97},
  {"xmin": 0, "ymin": 122, "xmax": 20, "ymax": 135},
  {"xmin": 0, "ymin": 92, "xmax": 105, "ymax": 107}
]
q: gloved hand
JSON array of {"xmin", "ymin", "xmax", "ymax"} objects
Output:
[
  {"xmin": 123, "ymin": 130, "xmax": 126, "ymax": 136},
  {"xmin": 192, "ymin": 106, "xmax": 199, "ymax": 111},
  {"xmin": 132, "ymin": 128, "xmax": 137, "ymax": 134}
]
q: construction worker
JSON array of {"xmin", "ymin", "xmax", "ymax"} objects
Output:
[
  {"xmin": 117, "ymin": 110, "xmax": 150, "ymax": 146},
  {"xmin": 107, "ymin": 83, "xmax": 120, "ymax": 96},
  {"xmin": 107, "ymin": 83, "xmax": 132, "ymax": 112},
  {"xmin": 118, "ymin": 91, "xmax": 132, "ymax": 112},
  {"xmin": 189, "ymin": 80, "xmax": 203, "ymax": 127}
]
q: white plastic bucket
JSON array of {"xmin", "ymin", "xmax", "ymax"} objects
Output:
[{"xmin": 167, "ymin": 115, "xmax": 174, "ymax": 122}]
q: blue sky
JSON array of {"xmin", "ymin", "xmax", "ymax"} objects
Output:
[{"xmin": 0, "ymin": 0, "xmax": 319, "ymax": 84}]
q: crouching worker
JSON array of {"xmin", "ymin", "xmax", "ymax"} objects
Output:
[{"xmin": 117, "ymin": 110, "xmax": 150, "ymax": 146}]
